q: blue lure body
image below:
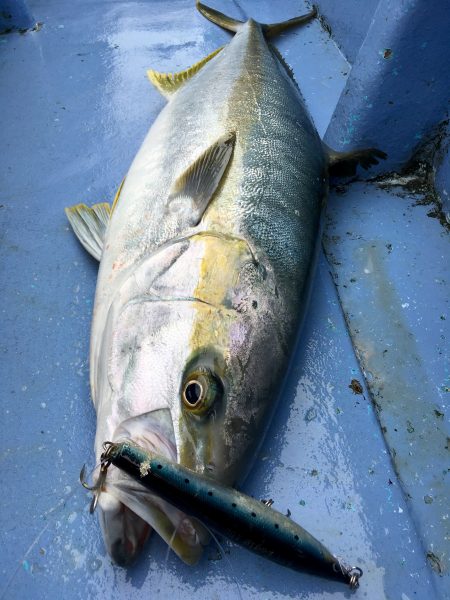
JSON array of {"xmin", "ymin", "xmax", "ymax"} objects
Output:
[{"xmin": 101, "ymin": 441, "xmax": 362, "ymax": 588}]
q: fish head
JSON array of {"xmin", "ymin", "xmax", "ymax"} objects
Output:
[
  {"xmin": 95, "ymin": 290, "xmax": 214, "ymax": 565},
  {"xmin": 148, "ymin": 233, "xmax": 286, "ymax": 485},
  {"xmin": 94, "ymin": 233, "xmax": 288, "ymax": 564}
]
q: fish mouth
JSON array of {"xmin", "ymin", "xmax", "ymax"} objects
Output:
[{"xmin": 97, "ymin": 408, "xmax": 209, "ymax": 566}]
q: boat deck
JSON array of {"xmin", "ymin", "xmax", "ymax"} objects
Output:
[{"xmin": 1, "ymin": 1, "xmax": 448, "ymax": 598}]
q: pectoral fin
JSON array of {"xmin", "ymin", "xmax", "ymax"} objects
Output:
[
  {"xmin": 65, "ymin": 202, "xmax": 111, "ymax": 261},
  {"xmin": 167, "ymin": 133, "xmax": 235, "ymax": 226},
  {"xmin": 326, "ymin": 145, "xmax": 387, "ymax": 177}
]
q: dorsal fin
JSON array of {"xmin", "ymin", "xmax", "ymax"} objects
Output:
[
  {"xmin": 325, "ymin": 145, "xmax": 387, "ymax": 177},
  {"xmin": 167, "ymin": 133, "xmax": 235, "ymax": 226},
  {"xmin": 269, "ymin": 44, "xmax": 298, "ymax": 86},
  {"xmin": 147, "ymin": 47, "xmax": 223, "ymax": 99}
]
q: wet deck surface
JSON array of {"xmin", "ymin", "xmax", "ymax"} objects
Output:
[{"xmin": 1, "ymin": 1, "xmax": 448, "ymax": 598}]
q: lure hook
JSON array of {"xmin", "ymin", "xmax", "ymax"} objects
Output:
[
  {"xmin": 347, "ymin": 566, "xmax": 363, "ymax": 590},
  {"xmin": 333, "ymin": 559, "xmax": 363, "ymax": 590},
  {"xmin": 79, "ymin": 441, "xmax": 117, "ymax": 513},
  {"xmin": 261, "ymin": 498, "xmax": 274, "ymax": 507}
]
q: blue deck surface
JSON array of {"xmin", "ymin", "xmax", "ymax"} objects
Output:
[{"xmin": 1, "ymin": 1, "xmax": 448, "ymax": 599}]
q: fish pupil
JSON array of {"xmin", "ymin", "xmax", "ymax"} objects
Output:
[{"xmin": 185, "ymin": 381, "xmax": 203, "ymax": 405}]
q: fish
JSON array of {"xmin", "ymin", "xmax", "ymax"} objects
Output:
[
  {"xmin": 66, "ymin": 1, "xmax": 385, "ymax": 567},
  {"xmin": 99, "ymin": 440, "xmax": 363, "ymax": 588}
]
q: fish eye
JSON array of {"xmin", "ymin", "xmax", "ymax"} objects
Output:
[
  {"xmin": 182, "ymin": 369, "xmax": 222, "ymax": 415},
  {"xmin": 183, "ymin": 380, "xmax": 204, "ymax": 407}
]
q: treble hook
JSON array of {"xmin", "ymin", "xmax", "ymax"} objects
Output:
[{"xmin": 79, "ymin": 442, "xmax": 117, "ymax": 513}]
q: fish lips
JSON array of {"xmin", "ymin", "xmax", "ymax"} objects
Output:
[{"xmin": 98, "ymin": 408, "xmax": 210, "ymax": 566}]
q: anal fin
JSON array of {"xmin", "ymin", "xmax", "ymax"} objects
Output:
[
  {"xmin": 167, "ymin": 132, "xmax": 235, "ymax": 226},
  {"xmin": 147, "ymin": 47, "xmax": 223, "ymax": 99},
  {"xmin": 65, "ymin": 202, "xmax": 111, "ymax": 261},
  {"xmin": 111, "ymin": 176, "xmax": 126, "ymax": 213},
  {"xmin": 326, "ymin": 145, "xmax": 387, "ymax": 177}
]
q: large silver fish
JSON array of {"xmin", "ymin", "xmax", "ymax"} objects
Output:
[{"xmin": 67, "ymin": 1, "xmax": 385, "ymax": 566}]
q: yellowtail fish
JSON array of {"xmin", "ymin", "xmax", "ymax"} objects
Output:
[{"xmin": 67, "ymin": 1, "xmax": 385, "ymax": 566}]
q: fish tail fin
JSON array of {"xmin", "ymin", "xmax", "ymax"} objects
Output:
[
  {"xmin": 262, "ymin": 5, "xmax": 318, "ymax": 38},
  {"xmin": 196, "ymin": 0, "xmax": 243, "ymax": 33},
  {"xmin": 196, "ymin": 1, "xmax": 317, "ymax": 38}
]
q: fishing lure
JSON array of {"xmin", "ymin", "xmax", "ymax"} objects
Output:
[{"xmin": 83, "ymin": 441, "xmax": 363, "ymax": 589}]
